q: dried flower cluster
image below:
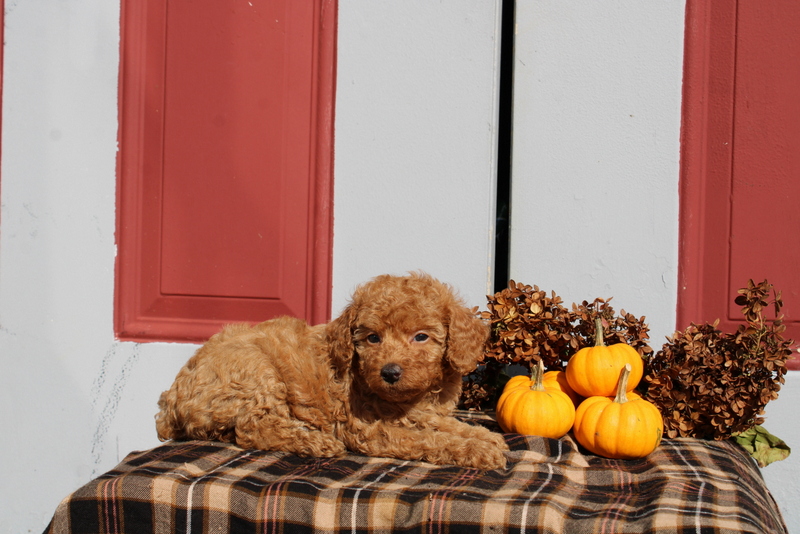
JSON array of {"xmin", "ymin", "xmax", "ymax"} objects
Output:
[
  {"xmin": 459, "ymin": 280, "xmax": 651, "ymax": 410},
  {"xmin": 642, "ymin": 280, "xmax": 794, "ymax": 440}
]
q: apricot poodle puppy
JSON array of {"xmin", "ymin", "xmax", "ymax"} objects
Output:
[{"xmin": 155, "ymin": 273, "xmax": 508, "ymax": 469}]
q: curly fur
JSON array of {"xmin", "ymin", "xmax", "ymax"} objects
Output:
[{"xmin": 155, "ymin": 273, "xmax": 508, "ymax": 469}]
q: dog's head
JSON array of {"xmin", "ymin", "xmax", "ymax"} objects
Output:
[{"xmin": 327, "ymin": 273, "xmax": 488, "ymax": 403}]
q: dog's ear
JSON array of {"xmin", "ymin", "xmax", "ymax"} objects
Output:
[
  {"xmin": 326, "ymin": 304, "xmax": 357, "ymax": 376},
  {"xmin": 445, "ymin": 303, "xmax": 489, "ymax": 375}
]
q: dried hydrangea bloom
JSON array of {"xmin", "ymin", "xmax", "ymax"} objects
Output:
[{"xmin": 642, "ymin": 280, "xmax": 793, "ymax": 440}]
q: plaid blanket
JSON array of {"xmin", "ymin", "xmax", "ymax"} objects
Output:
[{"xmin": 45, "ymin": 414, "xmax": 786, "ymax": 534}]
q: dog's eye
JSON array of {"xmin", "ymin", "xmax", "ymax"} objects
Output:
[
  {"xmin": 366, "ymin": 334, "xmax": 381, "ymax": 344},
  {"xmin": 413, "ymin": 333, "xmax": 429, "ymax": 342}
]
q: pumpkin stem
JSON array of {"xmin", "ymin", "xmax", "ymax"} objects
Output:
[
  {"xmin": 530, "ymin": 359, "xmax": 547, "ymax": 391},
  {"xmin": 613, "ymin": 363, "xmax": 632, "ymax": 403},
  {"xmin": 593, "ymin": 316, "xmax": 605, "ymax": 347}
]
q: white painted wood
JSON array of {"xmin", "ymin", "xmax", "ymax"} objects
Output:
[
  {"xmin": 332, "ymin": 0, "xmax": 503, "ymax": 310},
  {"xmin": 509, "ymin": 1, "xmax": 684, "ymax": 347}
]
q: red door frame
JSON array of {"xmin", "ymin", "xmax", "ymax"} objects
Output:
[
  {"xmin": 677, "ymin": 0, "xmax": 734, "ymax": 329},
  {"xmin": 678, "ymin": 0, "xmax": 799, "ymax": 369}
]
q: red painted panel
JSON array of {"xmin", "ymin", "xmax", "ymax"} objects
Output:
[
  {"xmin": 160, "ymin": 1, "xmax": 302, "ymax": 299},
  {"xmin": 678, "ymin": 0, "xmax": 800, "ymax": 368},
  {"xmin": 116, "ymin": 0, "xmax": 337, "ymax": 342},
  {"xmin": 727, "ymin": 0, "xmax": 800, "ymax": 330}
]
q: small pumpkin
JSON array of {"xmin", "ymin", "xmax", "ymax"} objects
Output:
[
  {"xmin": 496, "ymin": 360, "xmax": 576, "ymax": 438},
  {"xmin": 566, "ymin": 317, "xmax": 644, "ymax": 397},
  {"xmin": 543, "ymin": 369, "xmax": 582, "ymax": 406},
  {"xmin": 503, "ymin": 373, "xmax": 534, "ymax": 393},
  {"xmin": 573, "ymin": 364, "xmax": 663, "ymax": 459},
  {"xmin": 502, "ymin": 369, "xmax": 580, "ymax": 405}
]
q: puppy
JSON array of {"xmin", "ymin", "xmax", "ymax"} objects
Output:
[{"xmin": 155, "ymin": 273, "xmax": 508, "ymax": 469}]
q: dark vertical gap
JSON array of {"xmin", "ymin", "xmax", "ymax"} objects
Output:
[{"xmin": 493, "ymin": 0, "xmax": 515, "ymax": 293}]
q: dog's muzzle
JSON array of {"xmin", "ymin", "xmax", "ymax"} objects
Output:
[{"xmin": 380, "ymin": 363, "xmax": 403, "ymax": 384}]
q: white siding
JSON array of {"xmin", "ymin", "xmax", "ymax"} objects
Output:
[
  {"xmin": 509, "ymin": 1, "xmax": 685, "ymax": 347},
  {"xmin": 332, "ymin": 0, "xmax": 503, "ymax": 310}
]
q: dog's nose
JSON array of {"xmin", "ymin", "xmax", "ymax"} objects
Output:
[{"xmin": 380, "ymin": 363, "xmax": 403, "ymax": 384}]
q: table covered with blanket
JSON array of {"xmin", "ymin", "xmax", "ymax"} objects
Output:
[{"xmin": 45, "ymin": 414, "xmax": 786, "ymax": 534}]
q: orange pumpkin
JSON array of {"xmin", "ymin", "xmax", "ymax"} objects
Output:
[
  {"xmin": 542, "ymin": 369, "xmax": 582, "ymax": 406},
  {"xmin": 503, "ymin": 371, "xmax": 583, "ymax": 406},
  {"xmin": 503, "ymin": 373, "xmax": 534, "ymax": 392},
  {"xmin": 496, "ymin": 360, "xmax": 575, "ymax": 438},
  {"xmin": 503, "ymin": 369, "xmax": 580, "ymax": 405},
  {"xmin": 573, "ymin": 364, "xmax": 663, "ymax": 459},
  {"xmin": 566, "ymin": 317, "xmax": 644, "ymax": 397}
]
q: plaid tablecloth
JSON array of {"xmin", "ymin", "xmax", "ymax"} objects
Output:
[{"xmin": 45, "ymin": 415, "xmax": 786, "ymax": 534}]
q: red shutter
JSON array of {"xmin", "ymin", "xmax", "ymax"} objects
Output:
[
  {"xmin": 115, "ymin": 0, "xmax": 337, "ymax": 342},
  {"xmin": 679, "ymin": 0, "xmax": 799, "ymax": 368}
]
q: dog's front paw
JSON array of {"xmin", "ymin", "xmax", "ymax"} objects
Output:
[
  {"xmin": 456, "ymin": 438, "xmax": 508, "ymax": 470},
  {"xmin": 488, "ymin": 431, "xmax": 510, "ymax": 452},
  {"xmin": 471, "ymin": 426, "xmax": 509, "ymax": 452},
  {"xmin": 302, "ymin": 432, "xmax": 348, "ymax": 457}
]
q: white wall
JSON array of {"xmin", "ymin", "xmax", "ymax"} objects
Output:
[
  {"xmin": 509, "ymin": 1, "xmax": 684, "ymax": 347},
  {"xmin": 1, "ymin": 1, "xmax": 797, "ymax": 533},
  {"xmin": 762, "ymin": 373, "xmax": 800, "ymax": 530},
  {"xmin": 332, "ymin": 0, "xmax": 503, "ymax": 310}
]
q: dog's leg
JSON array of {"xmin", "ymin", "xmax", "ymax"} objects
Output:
[
  {"xmin": 340, "ymin": 420, "xmax": 507, "ymax": 470},
  {"xmin": 236, "ymin": 413, "xmax": 347, "ymax": 458}
]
